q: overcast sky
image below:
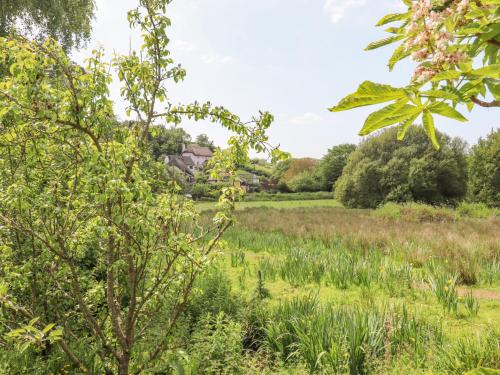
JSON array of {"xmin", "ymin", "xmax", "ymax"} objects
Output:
[{"xmin": 73, "ymin": 0, "xmax": 499, "ymax": 158}]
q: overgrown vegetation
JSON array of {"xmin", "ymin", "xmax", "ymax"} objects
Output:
[{"xmin": 335, "ymin": 126, "xmax": 468, "ymax": 208}]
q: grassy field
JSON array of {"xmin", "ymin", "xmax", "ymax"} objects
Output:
[
  {"xmin": 197, "ymin": 199, "xmax": 343, "ymax": 211},
  {"xmin": 195, "ymin": 202, "xmax": 500, "ymax": 374}
]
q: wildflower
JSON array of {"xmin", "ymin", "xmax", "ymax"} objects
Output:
[
  {"xmin": 411, "ymin": 48, "xmax": 429, "ymax": 61},
  {"xmin": 457, "ymin": 0, "xmax": 469, "ymax": 13},
  {"xmin": 412, "ymin": 66, "xmax": 436, "ymax": 83},
  {"xmin": 444, "ymin": 286, "xmax": 449, "ymax": 292}
]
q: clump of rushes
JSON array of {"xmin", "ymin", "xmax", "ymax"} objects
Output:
[
  {"xmin": 438, "ymin": 330, "xmax": 500, "ymax": 374},
  {"xmin": 255, "ymin": 270, "xmax": 271, "ymax": 300},
  {"xmin": 230, "ymin": 250, "xmax": 246, "ymax": 267},
  {"xmin": 263, "ymin": 296, "xmax": 442, "ymax": 374},
  {"xmin": 429, "ymin": 272, "xmax": 459, "ymax": 314},
  {"xmin": 463, "ymin": 290, "xmax": 479, "ymax": 317}
]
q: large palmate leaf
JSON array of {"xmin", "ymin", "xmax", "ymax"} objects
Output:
[
  {"xmin": 469, "ymin": 64, "xmax": 500, "ymax": 79},
  {"xmin": 359, "ymin": 100, "xmax": 421, "ymax": 135},
  {"xmin": 428, "ymin": 102, "xmax": 468, "ymax": 122},
  {"xmin": 330, "ymin": 81, "xmax": 407, "ymax": 112},
  {"xmin": 422, "ymin": 110, "xmax": 439, "ymax": 149}
]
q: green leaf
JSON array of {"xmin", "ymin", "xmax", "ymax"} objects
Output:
[
  {"xmin": 330, "ymin": 81, "xmax": 407, "ymax": 112},
  {"xmin": 422, "ymin": 110, "xmax": 440, "ymax": 150},
  {"xmin": 431, "ymin": 70, "xmax": 462, "ymax": 82},
  {"xmin": 485, "ymin": 79, "xmax": 500, "ymax": 100},
  {"xmin": 428, "ymin": 102, "xmax": 468, "ymax": 122},
  {"xmin": 42, "ymin": 323, "xmax": 56, "ymax": 334},
  {"xmin": 388, "ymin": 43, "xmax": 411, "ymax": 71},
  {"xmin": 397, "ymin": 112, "xmax": 421, "ymax": 140},
  {"xmin": 422, "ymin": 90, "xmax": 459, "ymax": 101},
  {"xmin": 365, "ymin": 35, "xmax": 405, "ymax": 51},
  {"xmin": 376, "ymin": 13, "xmax": 409, "ymax": 26},
  {"xmin": 360, "ymin": 100, "xmax": 421, "ymax": 136},
  {"xmin": 469, "ymin": 64, "xmax": 500, "ymax": 79}
]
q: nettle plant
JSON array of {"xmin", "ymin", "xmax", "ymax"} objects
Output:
[
  {"xmin": 331, "ymin": 0, "xmax": 499, "ymax": 148},
  {"xmin": 0, "ymin": 0, "xmax": 284, "ymax": 373}
]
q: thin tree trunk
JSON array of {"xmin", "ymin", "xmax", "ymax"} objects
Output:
[{"xmin": 118, "ymin": 354, "xmax": 130, "ymax": 375}]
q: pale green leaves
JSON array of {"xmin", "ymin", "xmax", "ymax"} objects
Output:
[
  {"xmin": 331, "ymin": 0, "xmax": 499, "ymax": 149},
  {"xmin": 365, "ymin": 35, "xmax": 405, "ymax": 51},
  {"xmin": 360, "ymin": 100, "xmax": 420, "ymax": 136},
  {"xmin": 329, "ymin": 81, "xmax": 407, "ymax": 112},
  {"xmin": 428, "ymin": 102, "xmax": 468, "ymax": 122},
  {"xmin": 422, "ymin": 110, "xmax": 439, "ymax": 150},
  {"xmin": 330, "ymin": 81, "xmax": 469, "ymax": 149},
  {"xmin": 375, "ymin": 12, "xmax": 409, "ymax": 27}
]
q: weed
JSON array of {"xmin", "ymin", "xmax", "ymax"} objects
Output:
[
  {"xmin": 231, "ymin": 250, "xmax": 246, "ymax": 267},
  {"xmin": 463, "ymin": 290, "xmax": 480, "ymax": 317},
  {"xmin": 429, "ymin": 272, "xmax": 459, "ymax": 314}
]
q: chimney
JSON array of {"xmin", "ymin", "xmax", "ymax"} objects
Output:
[{"xmin": 181, "ymin": 144, "xmax": 186, "ymax": 153}]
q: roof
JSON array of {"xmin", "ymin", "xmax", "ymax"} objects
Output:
[
  {"xmin": 166, "ymin": 155, "xmax": 194, "ymax": 176},
  {"xmin": 183, "ymin": 144, "xmax": 213, "ymax": 157}
]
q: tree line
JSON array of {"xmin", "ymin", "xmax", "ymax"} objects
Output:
[{"xmin": 274, "ymin": 127, "xmax": 499, "ymax": 209}]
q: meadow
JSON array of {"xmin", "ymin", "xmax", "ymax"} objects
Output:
[{"xmin": 192, "ymin": 201, "xmax": 500, "ymax": 374}]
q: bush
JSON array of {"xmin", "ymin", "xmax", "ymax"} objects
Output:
[
  {"xmin": 287, "ymin": 170, "xmax": 324, "ymax": 192},
  {"xmin": 189, "ymin": 312, "xmax": 244, "ymax": 374},
  {"xmin": 335, "ymin": 126, "xmax": 468, "ymax": 208},
  {"xmin": 244, "ymin": 191, "xmax": 333, "ymax": 202},
  {"xmin": 468, "ymin": 129, "xmax": 500, "ymax": 208},
  {"xmin": 458, "ymin": 202, "xmax": 499, "ymax": 219},
  {"xmin": 187, "ymin": 268, "xmax": 241, "ymax": 323}
]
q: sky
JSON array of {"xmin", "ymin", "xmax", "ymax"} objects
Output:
[{"xmin": 73, "ymin": 0, "xmax": 499, "ymax": 158}]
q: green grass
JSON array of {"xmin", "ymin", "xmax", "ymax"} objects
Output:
[
  {"xmin": 197, "ymin": 198, "xmax": 342, "ymax": 211},
  {"xmin": 199, "ymin": 205, "xmax": 500, "ymax": 374}
]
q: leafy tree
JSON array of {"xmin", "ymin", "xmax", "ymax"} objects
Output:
[
  {"xmin": 148, "ymin": 125, "xmax": 192, "ymax": 160},
  {"xmin": 317, "ymin": 144, "xmax": 356, "ymax": 191},
  {"xmin": 195, "ymin": 133, "xmax": 215, "ymax": 150},
  {"xmin": 335, "ymin": 126, "xmax": 467, "ymax": 208},
  {"xmin": 288, "ymin": 169, "xmax": 324, "ymax": 192},
  {"xmin": 331, "ymin": 0, "xmax": 499, "ymax": 147},
  {"xmin": 0, "ymin": 0, "xmax": 95, "ymax": 51},
  {"xmin": 0, "ymin": 0, "xmax": 284, "ymax": 373},
  {"xmin": 280, "ymin": 158, "xmax": 318, "ymax": 182},
  {"xmin": 468, "ymin": 129, "xmax": 500, "ymax": 207}
]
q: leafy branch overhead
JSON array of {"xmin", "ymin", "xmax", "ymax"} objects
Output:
[{"xmin": 330, "ymin": 0, "xmax": 499, "ymax": 149}]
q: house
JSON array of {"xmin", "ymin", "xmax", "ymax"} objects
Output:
[
  {"xmin": 165, "ymin": 144, "xmax": 213, "ymax": 183},
  {"xmin": 181, "ymin": 144, "xmax": 213, "ymax": 167},
  {"xmin": 164, "ymin": 155, "xmax": 196, "ymax": 183}
]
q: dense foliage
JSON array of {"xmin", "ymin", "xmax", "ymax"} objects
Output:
[
  {"xmin": 0, "ymin": 0, "xmax": 95, "ymax": 51},
  {"xmin": 467, "ymin": 128, "xmax": 500, "ymax": 207},
  {"xmin": 148, "ymin": 125, "xmax": 192, "ymax": 160},
  {"xmin": 0, "ymin": 0, "xmax": 284, "ymax": 373},
  {"xmin": 335, "ymin": 126, "xmax": 468, "ymax": 208},
  {"xmin": 331, "ymin": 0, "xmax": 499, "ymax": 146},
  {"xmin": 317, "ymin": 144, "xmax": 357, "ymax": 191}
]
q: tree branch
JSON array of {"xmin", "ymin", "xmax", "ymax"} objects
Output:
[{"xmin": 471, "ymin": 96, "xmax": 500, "ymax": 108}]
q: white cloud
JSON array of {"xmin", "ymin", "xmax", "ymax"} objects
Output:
[
  {"xmin": 201, "ymin": 54, "xmax": 236, "ymax": 65},
  {"xmin": 171, "ymin": 40, "xmax": 197, "ymax": 52},
  {"xmin": 289, "ymin": 113, "xmax": 323, "ymax": 125},
  {"xmin": 324, "ymin": 0, "xmax": 366, "ymax": 23}
]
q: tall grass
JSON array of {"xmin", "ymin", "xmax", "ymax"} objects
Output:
[
  {"xmin": 218, "ymin": 206, "xmax": 499, "ymax": 286},
  {"xmin": 263, "ymin": 296, "xmax": 442, "ymax": 374},
  {"xmin": 438, "ymin": 331, "xmax": 500, "ymax": 374}
]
